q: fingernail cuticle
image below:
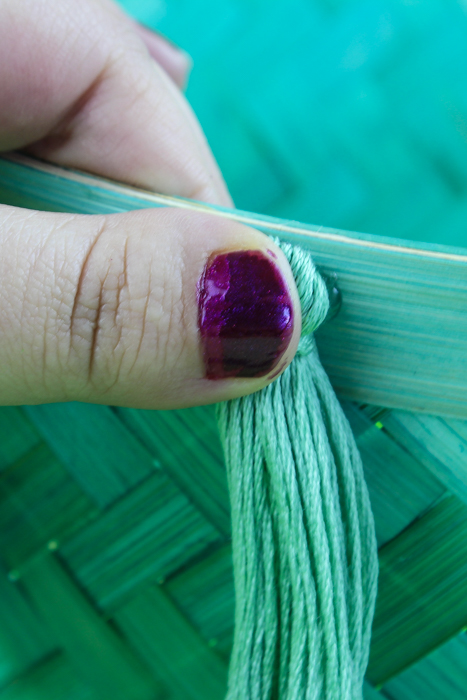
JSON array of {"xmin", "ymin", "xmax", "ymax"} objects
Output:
[{"xmin": 197, "ymin": 250, "xmax": 294, "ymax": 380}]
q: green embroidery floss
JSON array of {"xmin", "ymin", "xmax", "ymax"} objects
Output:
[{"xmin": 217, "ymin": 240, "xmax": 379, "ymax": 699}]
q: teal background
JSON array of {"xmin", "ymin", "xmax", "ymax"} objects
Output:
[{"xmin": 118, "ymin": 0, "xmax": 467, "ymax": 249}]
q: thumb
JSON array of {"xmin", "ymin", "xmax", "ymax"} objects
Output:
[{"xmin": 0, "ymin": 204, "xmax": 301, "ymax": 408}]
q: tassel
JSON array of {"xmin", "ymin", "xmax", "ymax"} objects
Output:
[{"xmin": 216, "ymin": 240, "xmax": 379, "ymax": 699}]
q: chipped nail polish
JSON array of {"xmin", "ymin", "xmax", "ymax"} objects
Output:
[{"xmin": 197, "ymin": 250, "xmax": 294, "ymax": 379}]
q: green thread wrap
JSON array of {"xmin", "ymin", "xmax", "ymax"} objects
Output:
[{"xmin": 216, "ymin": 240, "xmax": 379, "ymax": 699}]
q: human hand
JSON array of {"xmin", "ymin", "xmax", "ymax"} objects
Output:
[{"xmin": 0, "ymin": 0, "xmax": 301, "ymax": 408}]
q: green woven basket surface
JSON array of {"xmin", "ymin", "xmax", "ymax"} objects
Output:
[{"xmin": 1, "ymin": 1, "xmax": 467, "ymax": 699}]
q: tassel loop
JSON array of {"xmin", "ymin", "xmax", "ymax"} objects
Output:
[{"xmin": 274, "ymin": 239, "xmax": 330, "ymax": 337}]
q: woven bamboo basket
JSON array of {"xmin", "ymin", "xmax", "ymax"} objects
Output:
[{"xmin": 0, "ymin": 1, "xmax": 467, "ymax": 698}]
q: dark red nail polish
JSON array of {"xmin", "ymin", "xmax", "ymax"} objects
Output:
[{"xmin": 197, "ymin": 250, "xmax": 294, "ymax": 379}]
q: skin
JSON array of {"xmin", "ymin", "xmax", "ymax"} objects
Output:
[{"xmin": 0, "ymin": 0, "xmax": 301, "ymax": 409}]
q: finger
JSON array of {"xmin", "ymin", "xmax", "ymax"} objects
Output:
[
  {"xmin": 133, "ymin": 23, "xmax": 192, "ymax": 90},
  {"xmin": 0, "ymin": 0, "xmax": 230, "ymax": 205},
  {"xmin": 93, "ymin": 0, "xmax": 193, "ymax": 90},
  {"xmin": 0, "ymin": 204, "xmax": 301, "ymax": 408}
]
